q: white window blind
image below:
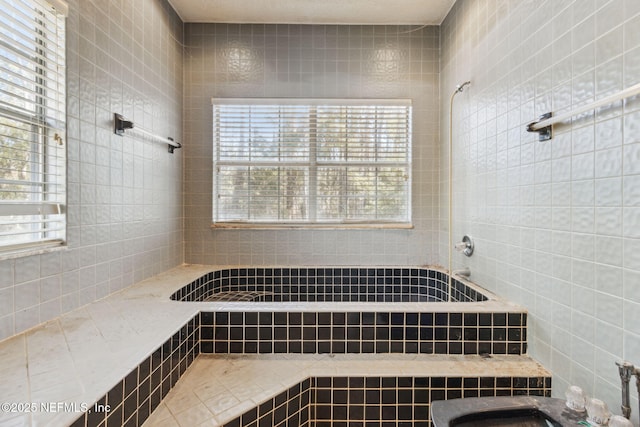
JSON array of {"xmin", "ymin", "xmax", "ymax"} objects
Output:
[
  {"xmin": 212, "ymin": 98, "xmax": 412, "ymax": 226},
  {"xmin": 0, "ymin": 0, "xmax": 67, "ymax": 252}
]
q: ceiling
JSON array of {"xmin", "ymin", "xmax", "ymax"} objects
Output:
[{"xmin": 167, "ymin": 0, "xmax": 456, "ymax": 25}]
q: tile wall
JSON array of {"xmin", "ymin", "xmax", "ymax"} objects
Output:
[
  {"xmin": 0, "ymin": 0, "xmax": 184, "ymax": 341},
  {"xmin": 183, "ymin": 24, "xmax": 440, "ymax": 266},
  {"xmin": 8, "ymin": 0, "xmax": 640, "ymax": 421},
  {"xmin": 440, "ymin": 0, "xmax": 640, "ymax": 421}
]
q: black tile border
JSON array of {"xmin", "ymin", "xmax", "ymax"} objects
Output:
[
  {"xmin": 69, "ymin": 316, "xmax": 200, "ymax": 427},
  {"xmin": 224, "ymin": 375, "xmax": 552, "ymax": 427},
  {"xmin": 223, "ymin": 378, "xmax": 314, "ymax": 427},
  {"xmin": 200, "ymin": 311, "xmax": 527, "ymax": 356},
  {"xmin": 170, "ymin": 268, "xmax": 487, "ymax": 303}
]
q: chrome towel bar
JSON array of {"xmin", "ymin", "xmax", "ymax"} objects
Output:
[{"xmin": 113, "ymin": 113, "xmax": 182, "ymax": 153}]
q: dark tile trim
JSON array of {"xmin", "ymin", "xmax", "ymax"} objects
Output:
[
  {"xmin": 69, "ymin": 316, "xmax": 200, "ymax": 427},
  {"xmin": 69, "ymin": 307, "xmax": 533, "ymax": 427},
  {"xmin": 200, "ymin": 311, "xmax": 527, "ymax": 356},
  {"xmin": 69, "ymin": 268, "xmax": 528, "ymax": 426},
  {"xmin": 170, "ymin": 268, "xmax": 487, "ymax": 303},
  {"xmin": 224, "ymin": 375, "xmax": 551, "ymax": 427}
]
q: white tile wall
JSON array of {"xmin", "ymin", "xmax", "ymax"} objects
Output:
[
  {"xmin": 441, "ymin": 0, "xmax": 640, "ymax": 421},
  {"xmin": 0, "ymin": 0, "xmax": 184, "ymax": 342},
  {"xmin": 3, "ymin": 1, "xmax": 637, "ymax": 419},
  {"xmin": 183, "ymin": 24, "xmax": 441, "ymax": 266}
]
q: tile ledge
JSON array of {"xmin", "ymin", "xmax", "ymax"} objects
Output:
[{"xmin": 0, "ymin": 264, "xmax": 212, "ymax": 427}]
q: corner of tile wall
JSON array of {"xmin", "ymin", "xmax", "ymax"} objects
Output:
[
  {"xmin": 0, "ymin": 0, "xmax": 185, "ymax": 342},
  {"xmin": 440, "ymin": 0, "xmax": 640, "ymax": 423}
]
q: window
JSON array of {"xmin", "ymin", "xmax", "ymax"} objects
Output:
[
  {"xmin": 212, "ymin": 99, "xmax": 411, "ymax": 227},
  {"xmin": 0, "ymin": 0, "xmax": 67, "ymax": 253}
]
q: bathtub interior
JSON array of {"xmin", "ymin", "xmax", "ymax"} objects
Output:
[
  {"xmin": 171, "ymin": 267, "xmax": 491, "ymax": 303},
  {"xmin": 170, "ymin": 267, "xmax": 527, "ymax": 357}
]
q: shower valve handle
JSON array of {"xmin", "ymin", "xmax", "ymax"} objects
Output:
[{"xmin": 455, "ymin": 235, "xmax": 474, "ymax": 257}]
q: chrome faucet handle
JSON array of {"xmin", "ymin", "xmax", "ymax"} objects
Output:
[{"xmin": 455, "ymin": 235, "xmax": 474, "ymax": 257}]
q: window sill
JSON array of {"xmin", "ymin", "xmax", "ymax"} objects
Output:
[
  {"xmin": 0, "ymin": 241, "xmax": 67, "ymax": 261},
  {"xmin": 211, "ymin": 222, "xmax": 414, "ymax": 230}
]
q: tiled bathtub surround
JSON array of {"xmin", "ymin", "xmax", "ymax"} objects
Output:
[
  {"xmin": 0, "ymin": 265, "xmax": 541, "ymax": 427},
  {"xmin": 228, "ymin": 379, "xmax": 313, "ymax": 427},
  {"xmin": 225, "ymin": 375, "xmax": 550, "ymax": 427},
  {"xmin": 142, "ymin": 354, "xmax": 552, "ymax": 427},
  {"xmin": 66, "ymin": 308, "xmax": 528, "ymax": 426},
  {"xmin": 70, "ymin": 317, "xmax": 200, "ymax": 427},
  {"xmin": 69, "ymin": 308, "xmax": 526, "ymax": 425},
  {"xmin": 170, "ymin": 268, "xmax": 527, "ymax": 355},
  {"xmin": 170, "ymin": 268, "xmax": 488, "ymax": 303},
  {"xmin": 199, "ymin": 311, "xmax": 527, "ymax": 356},
  {"xmin": 235, "ymin": 376, "xmax": 551, "ymax": 427}
]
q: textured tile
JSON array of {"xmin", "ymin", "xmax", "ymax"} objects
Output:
[
  {"xmin": 3, "ymin": 0, "xmax": 184, "ymax": 339},
  {"xmin": 183, "ymin": 23, "xmax": 440, "ymax": 266},
  {"xmin": 203, "ymin": 393, "xmax": 241, "ymax": 415},
  {"xmin": 173, "ymin": 402, "xmax": 213, "ymax": 427},
  {"xmin": 441, "ymin": 1, "xmax": 640, "ymax": 419}
]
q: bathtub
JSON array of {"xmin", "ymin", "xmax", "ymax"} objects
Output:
[
  {"xmin": 171, "ymin": 266, "xmax": 528, "ymax": 356},
  {"xmin": 171, "ymin": 267, "xmax": 489, "ymax": 303},
  {"xmin": 67, "ymin": 266, "xmax": 538, "ymax": 427}
]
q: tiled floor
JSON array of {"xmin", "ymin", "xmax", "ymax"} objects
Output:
[{"xmin": 142, "ymin": 353, "xmax": 550, "ymax": 427}]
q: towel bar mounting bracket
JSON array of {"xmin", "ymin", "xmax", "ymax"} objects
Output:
[
  {"xmin": 526, "ymin": 112, "xmax": 553, "ymax": 141},
  {"xmin": 114, "ymin": 113, "xmax": 134, "ymax": 135}
]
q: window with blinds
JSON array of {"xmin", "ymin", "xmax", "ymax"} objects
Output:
[
  {"xmin": 0, "ymin": 0, "xmax": 67, "ymax": 252},
  {"xmin": 212, "ymin": 99, "xmax": 412, "ymax": 226}
]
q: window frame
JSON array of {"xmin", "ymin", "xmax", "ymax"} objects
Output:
[
  {"xmin": 0, "ymin": 0, "xmax": 67, "ymax": 255},
  {"xmin": 211, "ymin": 98, "xmax": 413, "ymax": 229}
]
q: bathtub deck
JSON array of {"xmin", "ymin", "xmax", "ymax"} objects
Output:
[
  {"xmin": 142, "ymin": 353, "xmax": 550, "ymax": 427},
  {"xmin": 0, "ymin": 265, "xmax": 530, "ymax": 427}
]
